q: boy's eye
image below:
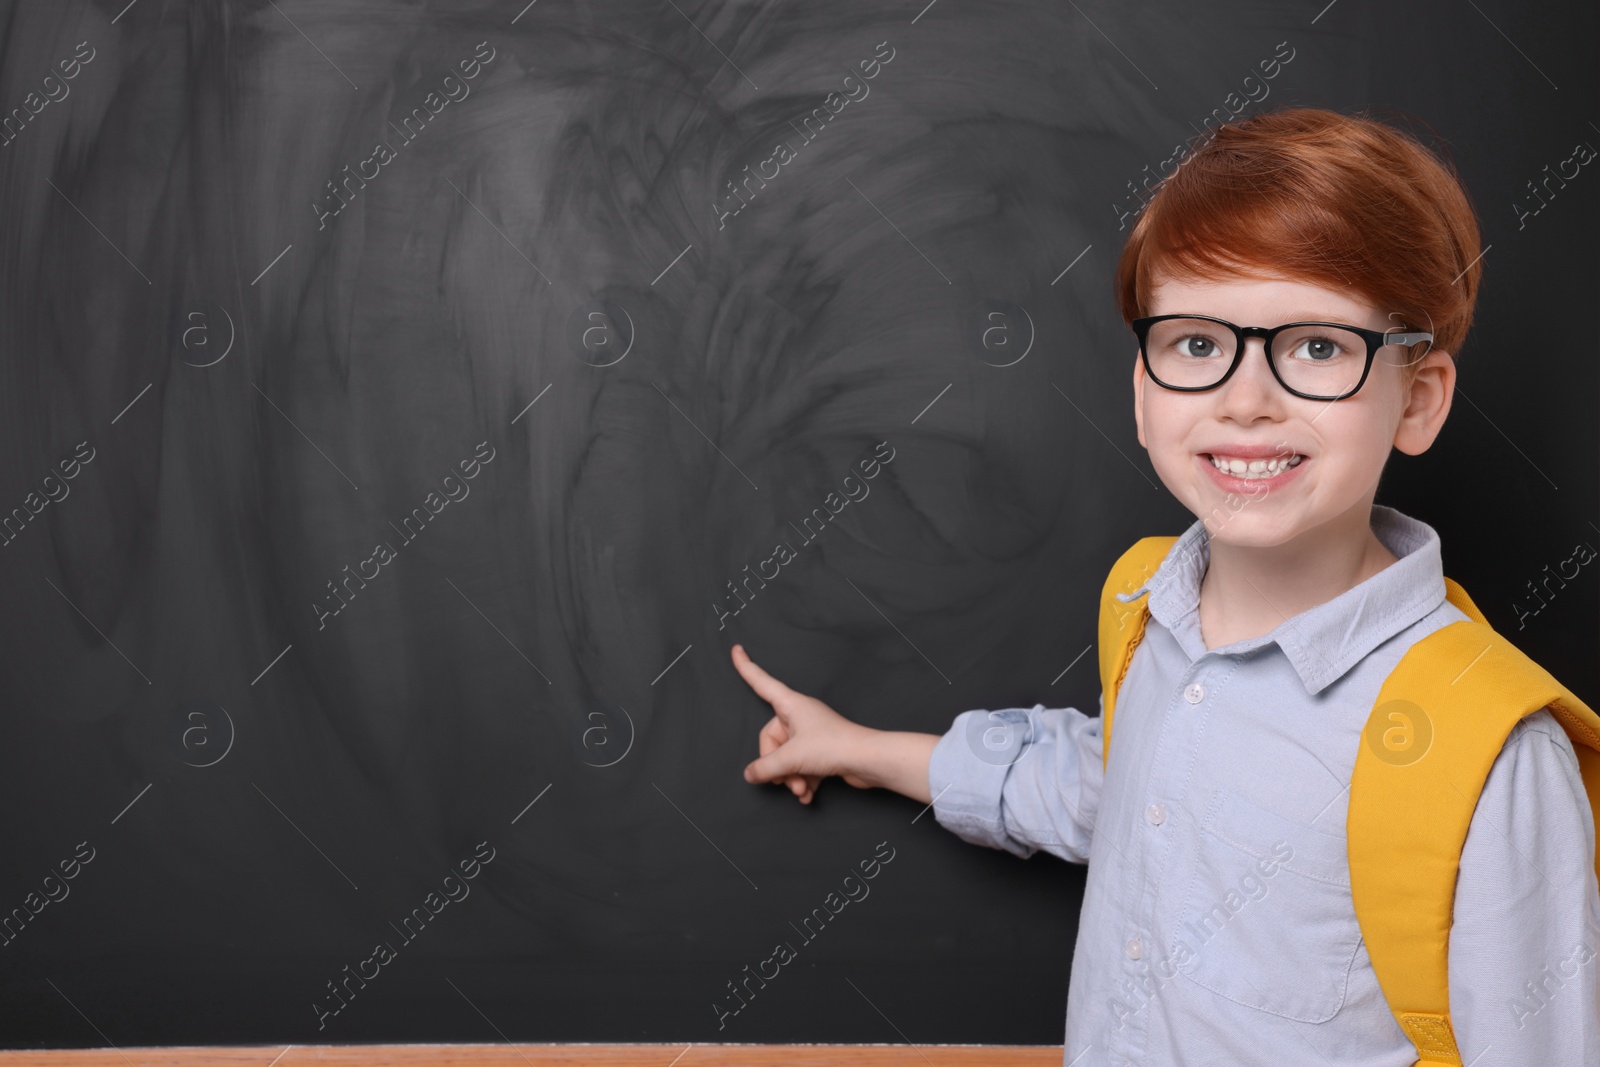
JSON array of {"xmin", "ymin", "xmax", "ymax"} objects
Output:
[
  {"xmin": 1177, "ymin": 334, "xmax": 1224, "ymax": 359},
  {"xmin": 1282, "ymin": 334, "xmax": 1355, "ymax": 363}
]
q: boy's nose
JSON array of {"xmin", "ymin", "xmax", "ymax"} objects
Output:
[
  {"xmin": 1209, "ymin": 337, "xmax": 1286, "ymax": 412},
  {"xmin": 1216, "ymin": 338, "xmax": 1283, "ymax": 404}
]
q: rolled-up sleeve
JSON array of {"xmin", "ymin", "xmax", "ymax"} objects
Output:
[
  {"xmin": 1448, "ymin": 707, "xmax": 1600, "ymax": 1063},
  {"xmin": 926, "ymin": 696, "xmax": 1105, "ymax": 863}
]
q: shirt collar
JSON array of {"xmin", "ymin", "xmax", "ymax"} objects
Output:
[{"xmin": 1114, "ymin": 504, "xmax": 1448, "ymax": 695}]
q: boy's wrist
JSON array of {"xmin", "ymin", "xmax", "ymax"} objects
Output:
[
  {"xmin": 847, "ymin": 725, "xmax": 938, "ymax": 804},
  {"xmin": 837, "ymin": 720, "xmax": 883, "ymax": 784}
]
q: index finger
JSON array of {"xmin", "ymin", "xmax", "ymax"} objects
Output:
[{"xmin": 731, "ymin": 644, "xmax": 793, "ymax": 706}]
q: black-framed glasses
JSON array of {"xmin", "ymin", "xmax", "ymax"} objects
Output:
[{"xmin": 1130, "ymin": 314, "xmax": 1433, "ymax": 401}]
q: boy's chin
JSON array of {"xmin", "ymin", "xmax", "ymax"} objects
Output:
[{"xmin": 1196, "ymin": 514, "xmax": 1306, "ymax": 549}]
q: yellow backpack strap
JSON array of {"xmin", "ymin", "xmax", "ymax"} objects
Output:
[
  {"xmin": 1096, "ymin": 536, "xmax": 1178, "ymax": 770},
  {"xmin": 1348, "ymin": 596, "xmax": 1600, "ymax": 1067}
]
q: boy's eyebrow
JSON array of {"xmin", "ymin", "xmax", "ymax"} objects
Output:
[{"xmin": 1271, "ymin": 309, "xmax": 1361, "ymax": 323}]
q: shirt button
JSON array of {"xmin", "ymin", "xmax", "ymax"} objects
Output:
[
  {"xmin": 1125, "ymin": 937, "xmax": 1144, "ymax": 960},
  {"xmin": 1145, "ymin": 802, "xmax": 1166, "ymax": 825},
  {"xmin": 1184, "ymin": 682, "xmax": 1205, "ymax": 704}
]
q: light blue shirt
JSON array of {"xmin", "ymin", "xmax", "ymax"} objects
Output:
[{"xmin": 928, "ymin": 504, "xmax": 1600, "ymax": 1065}]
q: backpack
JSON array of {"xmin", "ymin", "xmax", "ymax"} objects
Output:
[{"xmin": 1095, "ymin": 536, "xmax": 1600, "ymax": 1067}]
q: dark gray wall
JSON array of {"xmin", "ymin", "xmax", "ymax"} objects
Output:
[{"xmin": 0, "ymin": 0, "xmax": 1593, "ymax": 1049}]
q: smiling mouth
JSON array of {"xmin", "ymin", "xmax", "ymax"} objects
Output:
[{"xmin": 1202, "ymin": 453, "xmax": 1306, "ymax": 480}]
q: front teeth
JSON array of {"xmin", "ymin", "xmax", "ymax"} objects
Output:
[{"xmin": 1209, "ymin": 454, "xmax": 1304, "ymax": 479}]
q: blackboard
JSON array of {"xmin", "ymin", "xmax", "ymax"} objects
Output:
[{"xmin": 1, "ymin": 0, "xmax": 1594, "ymax": 1052}]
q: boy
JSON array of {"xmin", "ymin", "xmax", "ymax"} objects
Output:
[{"xmin": 734, "ymin": 106, "xmax": 1600, "ymax": 1064}]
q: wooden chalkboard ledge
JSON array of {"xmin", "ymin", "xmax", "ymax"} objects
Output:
[{"xmin": 0, "ymin": 1045, "xmax": 1065, "ymax": 1066}]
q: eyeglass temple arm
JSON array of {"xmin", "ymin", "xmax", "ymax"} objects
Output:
[{"xmin": 1383, "ymin": 331, "xmax": 1432, "ymax": 346}]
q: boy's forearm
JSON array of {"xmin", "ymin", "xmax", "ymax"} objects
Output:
[{"xmin": 849, "ymin": 726, "xmax": 941, "ymax": 805}]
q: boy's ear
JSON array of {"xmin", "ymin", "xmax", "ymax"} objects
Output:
[
  {"xmin": 1392, "ymin": 348, "xmax": 1455, "ymax": 456},
  {"xmin": 1132, "ymin": 348, "xmax": 1148, "ymax": 448}
]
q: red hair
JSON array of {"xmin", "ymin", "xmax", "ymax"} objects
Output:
[{"xmin": 1113, "ymin": 106, "xmax": 1483, "ymax": 371}]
